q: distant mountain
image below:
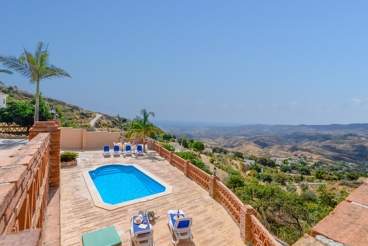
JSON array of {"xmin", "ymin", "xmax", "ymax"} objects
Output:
[{"xmin": 162, "ymin": 124, "xmax": 368, "ymax": 168}]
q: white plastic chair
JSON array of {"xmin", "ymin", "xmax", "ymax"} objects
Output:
[
  {"xmin": 130, "ymin": 216, "xmax": 154, "ymax": 246},
  {"xmin": 166, "ymin": 210, "xmax": 193, "ymax": 245}
]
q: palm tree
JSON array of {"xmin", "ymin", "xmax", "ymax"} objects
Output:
[
  {"xmin": 0, "ymin": 42, "xmax": 71, "ymax": 122},
  {"xmin": 129, "ymin": 109, "xmax": 161, "ymax": 152},
  {"xmin": 0, "ymin": 69, "xmax": 13, "ymax": 86}
]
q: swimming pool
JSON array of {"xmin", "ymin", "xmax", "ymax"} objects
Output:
[{"xmin": 83, "ymin": 164, "xmax": 172, "ymax": 210}]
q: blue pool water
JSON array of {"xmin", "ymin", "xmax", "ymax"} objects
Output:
[{"xmin": 89, "ymin": 165, "xmax": 166, "ymax": 205}]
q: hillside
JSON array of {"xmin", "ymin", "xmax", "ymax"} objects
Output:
[
  {"xmin": 2, "ymin": 86, "xmax": 125, "ymax": 129},
  {"xmin": 160, "ymin": 124, "xmax": 368, "ymax": 170}
]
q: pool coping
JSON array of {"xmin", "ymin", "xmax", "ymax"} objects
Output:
[{"xmin": 82, "ymin": 163, "xmax": 173, "ymax": 210}]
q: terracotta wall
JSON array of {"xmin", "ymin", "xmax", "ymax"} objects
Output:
[
  {"xmin": 0, "ymin": 121, "xmax": 61, "ymax": 245},
  {"xmin": 61, "ymin": 127, "xmax": 121, "ymax": 150},
  {"xmin": 0, "ymin": 133, "xmax": 50, "ymax": 240}
]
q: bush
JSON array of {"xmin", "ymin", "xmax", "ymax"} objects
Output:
[
  {"xmin": 162, "ymin": 143, "xmax": 175, "ymax": 152},
  {"xmin": 175, "ymin": 151, "xmax": 212, "ymax": 174},
  {"xmin": 272, "ymin": 173, "xmax": 287, "ymax": 185},
  {"xmin": 250, "ymin": 164, "xmax": 261, "ymax": 173},
  {"xmin": 61, "ymin": 151, "xmax": 78, "ymax": 162},
  {"xmin": 346, "ymin": 172, "xmax": 360, "ymax": 180},
  {"xmin": 286, "ymin": 185, "xmax": 297, "ymax": 192},
  {"xmin": 258, "ymin": 157, "xmax": 276, "ymax": 167},
  {"xmin": 226, "ymin": 174, "xmax": 245, "ymax": 190},
  {"xmin": 301, "ymin": 190, "xmax": 317, "ymax": 202},
  {"xmin": 233, "ymin": 151, "xmax": 244, "ymax": 159},
  {"xmin": 255, "ymin": 172, "xmax": 272, "ymax": 182},
  {"xmin": 299, "ymin": 166, "xmax": 311, "ymax": 175},
  {"xmin": 191, "ymin": 141, "xmax": 205, "ymax": 152},
  {"xmin": 299, "ymin": 182, "xmax": 309, "ymax": 192},
  {"xmin": 280, "ymin": 165, "xmax": 292, "ymax": 173}
]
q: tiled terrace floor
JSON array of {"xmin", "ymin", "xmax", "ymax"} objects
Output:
[{"xmin": 60, "ymin": 151, "xmax": 244, "ymax": 246}]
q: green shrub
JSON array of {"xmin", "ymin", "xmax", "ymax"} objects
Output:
[
  {"xmin": 61, "ymin": 151, "xmax": 78, "ymax": 162},
  {"xmin": 175, "ymin": 151, "xmax": 212, "ymax": 174},
  {"xmin": 301, "ymin": 190, "xmax": 317, "ymax": 202},
  {"xmin": 286, "ymin": 185, "xmax": 297, "ymax": 192},
  {"xmin": 226, "ymin": 174, "xmax": 245, "ymax": 190},
  {"xmin": 255, "ymin": 172, "xmax": 272, "ymax": 182},
  {"xmin": 162, "ymin": 143, "xmax": 175, "ymax": 152},
  {"xmin": 272, "ymin": 173, "xmax": 287, "ymax": 185}
]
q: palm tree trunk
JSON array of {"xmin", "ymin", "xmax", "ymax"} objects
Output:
[{"xmin": 34, "ymin": 82, "xmax": 40, "ymax": 122}]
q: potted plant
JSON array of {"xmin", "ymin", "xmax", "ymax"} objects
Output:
[{"xmin": 60, "ymin": 151, "xmax": 79, "ymax": 168}]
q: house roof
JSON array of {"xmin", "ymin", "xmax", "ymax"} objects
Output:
[{"xmin": 0, "ymin": 92, "xmax": 8, "ymax": 97}]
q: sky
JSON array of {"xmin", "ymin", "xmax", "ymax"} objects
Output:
[{"xmin": 1, "ymin": 1, "xmax": 368, "ymax": 125}]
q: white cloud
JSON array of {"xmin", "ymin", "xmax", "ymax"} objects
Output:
[
  {"xmin": 346, "ymin": 98, "xmax": 368, "ymax": 109},
  {"xmin": 289, "ymin": 101, "xmax": 298, "ymax": 107}
]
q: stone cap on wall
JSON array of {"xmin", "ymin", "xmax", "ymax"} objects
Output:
[{"xmin": 310, "ymin": 179, "xmax": 368, "ymax": 245}]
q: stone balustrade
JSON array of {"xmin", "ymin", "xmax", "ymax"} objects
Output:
[{"xmin": 151, "ymin": 141, "xmax": 280, "ymax": 245}]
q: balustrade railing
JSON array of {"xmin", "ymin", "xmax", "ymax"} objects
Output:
[
  {"xmin": 152, "ymin": 141, "xmax": 280, "ymax": 246},
  {"xmin": 250, "ymin": 215, "xmax": 280, "ymax": 246},
  {"xmin": 187, "ymin": 164, "xmax": 210, "ymax": 190},
  {"xmin": 215, "ymin": 181, "xmax": 242, "ymax": 224}
]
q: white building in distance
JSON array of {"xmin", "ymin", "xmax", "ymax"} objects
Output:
[{"xmin": 0, "ymin": 92, "xmax": 8, "ymax": 108}]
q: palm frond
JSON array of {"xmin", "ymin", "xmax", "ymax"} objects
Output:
[
  {"xmin": 0, "ymin": 55, "xmax": 30, "ymax": 79},
  {"xmin": 0, "ymin": 69, "xmax": 13, "ymax": 75},
  {"xmin": 42, "ymin": 65, "xmax": 71, "ymax": 79}
]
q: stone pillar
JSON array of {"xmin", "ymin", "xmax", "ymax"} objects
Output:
[
  {"xmin": 184, "ymin": 160, "xmax": 190, "ymax": 177},
  {"xmin": 81, "ymin": 128, "xmax": 87, "ymax": 149},
  {"xmin": 242, "ymin": 204, "xmax": 256, "ymax": 243},
  {"xmin": 169, "ymin": 152, "xmax": 173, "ymax": 165},
  {"xmin": 209, "ymin": 176, "xmax": 220, "ymax": 199},
  {"xmin": 29, "ymin": 121, "xmax": 61, "ymax": 188}
]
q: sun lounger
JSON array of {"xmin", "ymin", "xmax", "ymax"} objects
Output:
[
  {"xmin": 166, "ymin": 210, "xmax": 193, "ymax": 245},
  {"xmin": 103, "ymin": 145, "xmax": 111, "ymax": 157},
  {"xmin": 136, "ymin": 144, "xmax": 144, "ymax": 155},
  {"xmin": 124, "ymin": 144, "xmax": 132, "ymax": 156},
  {"xmin": 113, "ymin": 145, "xmax": 120, "ymax": 156},
  {"xmin": 131, "ymin": 215, "xmax": 154, "ymax": 246}
]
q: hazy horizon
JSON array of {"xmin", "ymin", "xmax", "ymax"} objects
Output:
[{"xmin": 2, "ymin": 1, "xmax": 368, "ymax": 125}]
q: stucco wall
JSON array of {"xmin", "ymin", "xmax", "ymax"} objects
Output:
[
  {"xmin": 60, "ymin": 127, "xmax": 83, "ymax": 149},
  {"xmin": 60, "ymin": 127, "xmax": 121, "ymax": 150},
  {"xmin": 85, "ymin": 131, "xmax": 121, "ymax": 149}
]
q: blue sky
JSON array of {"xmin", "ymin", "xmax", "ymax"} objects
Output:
[{"xmin": 1, "ymin": 1, "xmax": 368, "ymax": 125}]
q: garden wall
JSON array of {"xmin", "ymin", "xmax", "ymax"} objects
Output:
[{"xmin": 60, "ymin": 127, "xmax": 121, "ymax": 150}]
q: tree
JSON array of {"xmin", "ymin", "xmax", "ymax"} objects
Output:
[
  {"xmin": 0, "ymin": 100, "xmax": 34, "ymax": 133},
  {"xmin": 226, "ymin": 174, "xmax": 245, "ymax": 191},
  {"xmin": 0, "ymin": 42, "xmax": 71, "ymax": 122},
  {"xmin": 299, "ymin": 166, "xmax": 311, "ymax": 175},
  {"xmin": 250, "ymin": 164, "xmax": 261, "ymax": 173},
  {"xmin": 258, "ymin": 157, "xmax": 276, "ymax": 167},
  {"xmin": 255, "ymin": 172, "xmax": 272, "ymax": 182},
  {"xmin": 233, "ymin": 151, "xmax": 244, "ymax": 159},
  {"xmin": 280, "ymin": 165, "xmax": 292, "ymax": 173},
  {"xmin": 0, "ymin": 69, "xmax": 13, "ymax": 85},
  {"xmin": 272, "ymin": 173, "xmax": 287, "ymax": 185},
  {"xmin": 315, "ymin": 169, "xmax": 326, "ymax": 179},
  {"xmin": 129, "ymin": 109, "xmax": 161, "ymax": 152},
  {"xmin": 346, "ymin": 172, "xmax": 359, "ymax": 180},
  {"xmin": 191, "ymin": 141, "xmax": 205, "ymax": 152}
]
